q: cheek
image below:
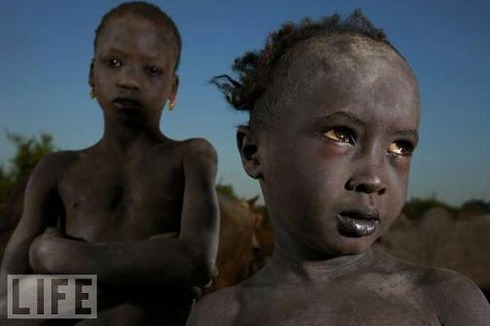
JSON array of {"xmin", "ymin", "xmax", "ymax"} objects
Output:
[
  {"xmin": 152, "ymin": 80, "xmax": 174, "ymax": 103},
  {"xmin": 392, "ymin": 157, "xmax": 411, "ymax": 190},
  {"xmin": 264, "ymin": 141, "xmax": 348, "ymax": 210},
  {"xmin": 385, "ymin": 159, "xmax": 412, "ymax": 214}
]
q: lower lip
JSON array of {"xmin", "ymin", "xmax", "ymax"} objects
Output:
[
  {"xmin": 337, "ymin": 214, "xmax": 379, "ymax": 237},
  {"xmin": 113, "ymin": 101, "xmax": 140, "ymax": 110}
]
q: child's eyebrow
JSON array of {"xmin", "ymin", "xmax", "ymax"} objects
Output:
[
  {"xmin": 315, "ymin": 111, "xmax": 365, "ymax": 127},
  {"xmin": 100, "ymin": 47, "xmax": 165, "ymax": 63},
  {"xmin": 100, "ymin": 47, "xmax": 127, "ymax": 57},
  {"xmin": 393, "ymin": 129, "xmax": 419, "ymax": 142}
]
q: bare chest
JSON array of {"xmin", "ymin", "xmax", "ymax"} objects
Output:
[
  {"xmin": 236, "ymin": 283, "xmax": 440, "ymax": 326},
  {"xmin": 58, "ymin": 154, "xmax": 184, "ymax": 241}
]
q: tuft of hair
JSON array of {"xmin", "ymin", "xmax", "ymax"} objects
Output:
[
  {"xmin": 94, "ymin": 1, "xmax": 182, "ymax": 70},
  {"xmin": 211, "ymin": 9, "xmax": 400, "ymax": 128}
]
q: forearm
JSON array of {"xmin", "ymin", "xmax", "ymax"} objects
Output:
[
  {"xmin": 0, "ymin": 230, "xmax": 43, "ymax": 317},
  {"xmin": 31, "ymin": 235, "xmax": 215, "ymax": 288},
  {"xmin": 95, "ymin": 237, "xmax": 214, "ymax": 287}
]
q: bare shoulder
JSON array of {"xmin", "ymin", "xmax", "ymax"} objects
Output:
[
  {"xmin": 374, "ymin": 250, "xmax": 490, "ymax": 324},
  {"xmin": 26, "ymin": 150, "xmax": 80, "ymax": 188},
  {"xmin": 424, "ymin": 265, "xmax": 490, "ymax": 324},
  {"xmin": 0, "ymin": 151, "xmax": 81, "ymax": 274},
  {"xmin": 180, "ymin": 138, "xmax": 217, "ymax": 162},
  {"xmin": 179, "ymin": 138, "xmax": 217, "ymax": 180},
  {"xmin": 38, "ymin": 150, "xmax": 79, "ymax": 166},
  {"xmin": 187, "ymin": 287, "xmax": 240, "ymax": 326}
]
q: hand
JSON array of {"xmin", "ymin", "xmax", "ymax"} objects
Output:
[
  {"xmin": 37, "ymin": 227, "xmax": 64, "ymax": 240},
  {"xmin": 28, "ymin": 227, "xmax": 65, "ymax": 273}
]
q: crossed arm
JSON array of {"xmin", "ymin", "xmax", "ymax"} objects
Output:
[
  {"xmin": 27, "ymin": 140, "xmax": 220, "ymax": 289},
  {"xmin": 0, "ymin": 140, "xmax": 219, "ymax": 317},
  {"xmin": 0, "ymin": 152, "xmax": 67, "ymax": 317}
]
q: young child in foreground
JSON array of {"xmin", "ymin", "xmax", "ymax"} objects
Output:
[
  {"xmin": 187, "ymin": 11, "xmax": 490, "ymax": 325},
  {"xmin": 0, "ymin": 2, "xmax": 219, "ymax": 325}
]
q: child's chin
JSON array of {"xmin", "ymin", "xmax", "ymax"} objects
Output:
[{"xmin": 328, "ymin": 234, "xmax": 379, "ymax": 256}]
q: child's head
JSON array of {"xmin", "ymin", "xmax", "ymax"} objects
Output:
[
  {"xmin": 214, "ymin": 11, "xmax": 420, "ymax": 258},
  {"xmin": 94, "ymin": 1, "xmax": 182, "ymax": 71},
  {"xmin": 89, "ymin": 1, "xmax": 181, "ymax": 123}
]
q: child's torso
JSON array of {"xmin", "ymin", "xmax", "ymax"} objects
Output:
[
  {"xmin": 237, "ymin": 283, "xmax": 440, "ymax": 325},
  {"xmin": 57, "ymin": 143, "xmax": 185, "ymax": 242},
  {"xmin": 230, "ymin": 255, "xmax": 443, "ymax": 326},
  {"xmin": 232, "ymin": 280, "xmax": 440, "ymax": 326}
]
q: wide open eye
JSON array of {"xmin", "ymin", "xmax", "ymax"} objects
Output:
[
  {"xmin": 387, "ymin": 141, "xmax": 414, "ymax": 156},
  {"xmin": 323, "ymin": 127, "xmax": 355, "ymax": 144}
]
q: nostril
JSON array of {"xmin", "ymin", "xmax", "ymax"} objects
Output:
[
  {"xmin": 345, "ymin": 178, "xmax": 355, "ymax": 191},
  {"xmin": 346, "ymin": 177, "xmax": 386, "ymax": 195}
]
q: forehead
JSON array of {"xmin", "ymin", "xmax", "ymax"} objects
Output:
[
  {"xmin": 272, "ymin": 35, "xmax": 419, "ymax": 131},
  {"xmin": 281, "ymin": 34, "xmax": 415, "ymax": 90},
  {"xmin": 299, "ymin": 34, "xmax": 402, "ymax": 69},
  {"xmin": 97, "ymin": 13, "xmax": 176, "ymax": 54}
]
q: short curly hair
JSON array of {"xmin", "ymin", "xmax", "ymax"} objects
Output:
[
  {"xmin": 94, "ymin": 1, "xmax": 182, "ymax": 71},
  {"xmin": 212, "ymin": 9, "xmax": 405, "ymax": 130}
]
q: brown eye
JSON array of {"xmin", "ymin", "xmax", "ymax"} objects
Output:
[
  {"xmin": 323, "ymin": 128, "xmax": 354, "ymax": 144},
  {"xmin": 105, "ymin": 58, "xmax": 122, "ymax": 68},
  {"xmin": 388, "ymin": 141, "xmax": 413, "ymax": 156},
  {"xmin": 145, "ymin": 66, "xmax": 163, "ymax": 76}
]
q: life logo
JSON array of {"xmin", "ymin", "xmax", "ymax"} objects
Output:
[{"xmin": 7, "ymin": 274, "xmax": 97, "ymax": 319}]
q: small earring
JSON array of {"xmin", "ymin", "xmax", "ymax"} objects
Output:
[
  {"xmin": 90, "ymin": 88, "xmax": 96, "ymax": 99},
  {"xmin": 168, "ymin": 99, "xmax": 176, "ymax": 111}
]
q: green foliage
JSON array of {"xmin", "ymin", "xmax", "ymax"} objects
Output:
[
  {"xmin": 0, "ymin": 132, "xmax": 55, "ymax": 204},
  {"xmin": 7, "ymin": 132, "xmax": 54, "ymax": 182},
  {"xmin": 216, "ymin": 183, "xmax": 239, "ymax": 199},
  {"xmin": 403, "ymin": 195, "xmax": 457, "ymax": 219},
  {"xmin": 459, "ymin": 199, "xmax": 490, "ymax": 217},
  {"xmin": 0, "ymin": 167, "xmax": 11, "ymax": 202}
]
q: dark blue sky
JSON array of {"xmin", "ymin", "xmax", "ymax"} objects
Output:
[{"xmin": 1, "ymin": 0, "xmax": 489, "ymax": 205}]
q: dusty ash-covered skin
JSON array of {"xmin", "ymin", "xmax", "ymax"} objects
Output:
[
  {"xmin": 0, "ymin": 10, "xmax": 219, "ymax": 326},
  {"xmin": 187, "ymin": 35, "xmax": 490, "ymax": 325}
]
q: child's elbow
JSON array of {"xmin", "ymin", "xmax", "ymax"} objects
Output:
[
  {"xmin": 28, "ymin": 237, "xmax": 53, "ymax": 273},
  {"xmin": 180, "ymin": 235, "xmax": 218, "ymax": 286},
  {"xmin": 190, "ymin": 254, "xmax": 215, "ymax": 286}
]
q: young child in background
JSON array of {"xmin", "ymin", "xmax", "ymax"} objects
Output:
[
  {"xmin": 0, "ymin": 2, "xmax": 219, "ymax": 325},
  {"xmin": 187, "ymin": 11, "xmax": 490, "ymax": 325}
]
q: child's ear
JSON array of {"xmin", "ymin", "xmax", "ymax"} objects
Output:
[
  {"xmin": 88, "ymin": 59, "xmax": 95, "ymax": 88},
  {"xmin": 170, "ymin": 74, "xmax": 179, "ymax": 98},
  {"xmin": 237, "ymin": 126, "xmax": 263, "ymax": 180}
]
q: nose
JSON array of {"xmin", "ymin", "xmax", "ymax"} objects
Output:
[
  {"xmin": 345, "ymin": 153, "xmax": 387, "ymax": 195},
  {"xmin": 117, "ymin": 66, "xmax": 141, "ymax": 90}
]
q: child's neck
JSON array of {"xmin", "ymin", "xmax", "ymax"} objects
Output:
[
  {"xmin": 269, "ymin": 232, "xmax": 371, "ymax": 282},
  {"xmin": 100, "ymin": 118, "xmax": 165, "ymax": 150}
]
